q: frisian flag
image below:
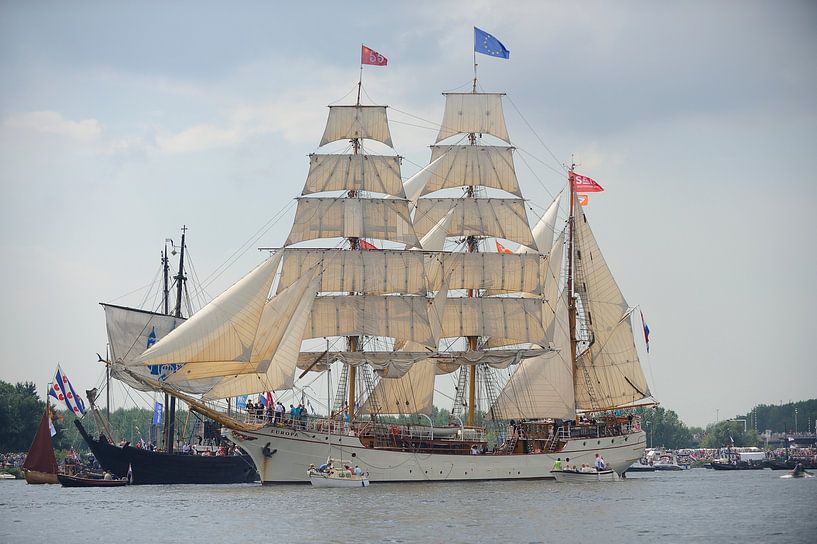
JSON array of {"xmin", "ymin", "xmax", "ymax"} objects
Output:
[{"xmin": 49, "ymin": 365, "xmax": 86, "ymax": 416}]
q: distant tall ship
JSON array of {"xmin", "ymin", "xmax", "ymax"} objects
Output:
[{"xmin": 121, "ymin": 55, "xmax": 653, "ymax": 484}]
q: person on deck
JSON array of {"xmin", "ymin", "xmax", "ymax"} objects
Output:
[
  {"xmin": 595, "ymin": 453, "xmax": 606, "ymax": 470},
  {"xmin": 354, "ymin": 465, "xmax": 363, "ymax": 476},
  {"xmin": 552, "ymin": 458, "xmax": 562, "ymax": 471}
]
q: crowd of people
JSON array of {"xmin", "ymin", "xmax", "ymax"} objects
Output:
[
  {"xmin": 1, "ymin": 452, "xmax": 26, "ymax": 468},
  {"xmin": 244, "ymin": 400, "xmax": 310, "ymax": 429}
]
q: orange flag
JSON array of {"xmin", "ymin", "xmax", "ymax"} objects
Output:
[{"xmin": 496, "ymin": 240, "xmax": 512, "ymax": 254}]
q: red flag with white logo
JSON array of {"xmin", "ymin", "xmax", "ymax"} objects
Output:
[
  {"xmin": 495, "ymin": 240, "xmax": 513, "ymax": 254},
  {"xmin": 361, "ymin": 45, "xmax": 388, "ymax": 66},
  {"xmin": 572, "ymin": 173, "xmax": 604, "ymax": 193}
]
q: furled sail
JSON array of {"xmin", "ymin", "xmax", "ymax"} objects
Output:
[
  {"xmin": 304, "ymin": 295, "xmax": 436, "ymax": 348},
  {"xmin": 421, "ymin": 145, "xmax": 521, "ymax": 197},
  {"xmin": 132, "ymin": 252, "xmax": 283, "ymax": 366},
  {"xmin": 102, "ymin": 304, "xmax": 218, "ymax": 394},
  {"xmin": 302, "ymin": 154, "xmax": 405, "ymax": 198},
  {"xmin": 436, "ymin": 93, "xmax": 510, "ymax": 143},
  {"xmin": 320, "ymin": 105, "xmax": 393, "ymax": 147},
  {"xmin": 413, "ymin": 197, "xmax": 537, "ymax": 250},
  {"xmin": 441, "ymin": 298, "xmax": 546, "ymax": 346},
  {"xmin": 492, "ymin": 289, "xmax": 575, "ymax": 420},
  {"xmin": 277, "ymin": 248, "xmax": 427, "ymax": 295},
  {"xmin": 285, "ymin": 197, "xmax": 420, "ymax": 248},
  {"xmin": 572, "ymin": 205, "xmax": 650, "ymax": 410},
  {"xmin": 360, "ymin": 356, "xmax": 436, "ymax": 415}
]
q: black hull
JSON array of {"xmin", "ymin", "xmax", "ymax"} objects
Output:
[
  {"xmin": 710, "ymin": 461, "xmax": 764, "ymax": 471},
  {"xmin": 58, "ymin": 474, "xmax": 129, "ymax": 487},
  {"xmin": 766, "ymin": 460, "xmax": 817, "ymax": 470},
  {"xmin": 75, "ymin": 420, "xmax": 258, "ymax": 485}
]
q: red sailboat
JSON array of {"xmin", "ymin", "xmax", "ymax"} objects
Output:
[{"xmin": 22, "ymin": 404, "xmax": 59, "ymax": 484}]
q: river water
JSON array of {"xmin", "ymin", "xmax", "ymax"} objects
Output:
[{"xmin": 1, "ymin": 469, "xmax": 814, "ymax": 543}]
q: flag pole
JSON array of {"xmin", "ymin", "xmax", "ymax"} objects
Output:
[
  {"xmin": 472, "ymin": 49, "xmax": 478, "ymax": 92},
  {"xmin": 357, "ymin": 45, "xmax": 364, "ymax": 106}
]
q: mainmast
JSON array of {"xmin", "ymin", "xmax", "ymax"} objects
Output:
[
  {"xmin": 346, "ymin": 74, "xmax": 363, "ymax": 423},
  {"xmin": 465, "ymin": 75, "xmax": 479, "ymax": 428},
  {"xmin": 566, "ymin": 166, "xmax": 580, "ymax": 398}
]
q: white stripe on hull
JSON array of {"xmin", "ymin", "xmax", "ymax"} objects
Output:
[{"xmin": 228, "ymin": 427, "xmax": 646, "ymax": 483}]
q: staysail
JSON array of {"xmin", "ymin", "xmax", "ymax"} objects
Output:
[{"xmin": 572, "ymin": 204, "xmax": 650, "ymax": 409}]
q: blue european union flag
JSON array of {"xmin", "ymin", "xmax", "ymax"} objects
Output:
[{"xmin": 474, "ymin": 27, "xmax": 510, "ymax": 59}]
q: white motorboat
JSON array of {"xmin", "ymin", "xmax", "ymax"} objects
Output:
[
  {"xmin": 308, "ymin": 467, "xmax": 369, "ymax": 488},
  {"xmin": 551, "ymin": 468, "xmax": 619, "ymax": 483}
]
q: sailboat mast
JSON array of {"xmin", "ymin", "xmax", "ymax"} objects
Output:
[
  {"xmin": 167, "ymin": 225, "xmax": 187, "ymax": 454},
  {"xmin": 566, "ymin": 166, "xmax": 580, "ymax": 398}
]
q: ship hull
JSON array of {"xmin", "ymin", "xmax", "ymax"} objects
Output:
[
  {"xmin": 228, "ymin": 427, "xmax": 646, "ymax": 484},
  {"xmin": 23, "ymin": 469, "xmax": 59, "ymax": 485},
  {"xmin": 75, "ymin": 420, "xmax": 258, "ymax": 485}
]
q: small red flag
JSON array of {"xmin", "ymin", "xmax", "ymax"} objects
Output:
[
  {"xmin": 359, "ymin": 239, "xmax": 380, "ymax": 250},
  {"xmin": 495, "ymin": 240, "xmax": 513, "ymax": 254},
  {"xmin": 571, "ymin": 173, "xmax": 604, "ymax": 193},
  {"xmin": 362, "ymin": 45, "xmax": 388, "ymax": 66}
]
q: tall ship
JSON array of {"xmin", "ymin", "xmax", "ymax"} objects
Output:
[
  {"xmin": 120, "ymin": 61, "xmax": 653, "ymax": 484},
  {"xmin": 75, "ymin": 230, "xmax": 258, "ymax": 484}
]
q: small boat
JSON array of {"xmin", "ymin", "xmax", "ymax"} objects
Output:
[
  {"xmin": 709, "ymin": 459, "xmax": 764, "ymax": 471},
  {"xmin": 58, "ymin": 473, "xmax": 129, "ymax": 487},
  {"xmin": 551, "ymin": 469, "xmax": 619, "ymax": 483},
  {"xmin": 307, "ymin": 466, "xmax": 369, "ymax": 488},
  {"xmin": 22, "ymin": 403, "xmax": 60, "ymax": 485},
  {"xmin": 0, "ymin": 473, "xmax": 18, "ymax": 480},
  {"xmin": 626, "ymin": 459, "xmax": 656, "ymax": 472},
  {"xmin": 652, "ymin": 453, "xmax": 683, "ymax": 471},
  {"xmin": 780, "ymin": 463, "xmax": 815, "ymax": 479}
]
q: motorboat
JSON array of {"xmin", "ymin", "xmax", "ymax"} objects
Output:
[
  {"xmin": 551, "ymin": 468, "xmax": 619, "ymax": 483},
  {"xmin": 307, "ymin": 466, "xmax": 369, "ymax": 488}
]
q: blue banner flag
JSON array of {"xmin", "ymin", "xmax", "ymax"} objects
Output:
[
  {"xmin": 152, "ymin": 402, "xmax": 163, "ymax": 426},
  {"xmin": 474, "ymin": 27, "xmax": 510, "ymax": 59},
  {"xmin": 235, "ymin": 395, "xmax": 248, "ymax": 411}
]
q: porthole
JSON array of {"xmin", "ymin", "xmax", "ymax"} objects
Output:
[
  {"xmin": 597, "ymin": 440, "xmax": 601, "ymax": 445},
  {"xmin": 611, "ymin": 439, "xmax": 615, "ymax": 444},
  {"xmin": 409, "ymin": 469, "xmax": 412, "ymax": 473},
  {"xmin": 351, "ymin": 452, "xmax": 356, "ymax": 457},
  {"xmin": 625, "ymin": 436, "xmax": 629, "ymax": 441},
  {"xmin": 583, "ymin": 442, "xmax": 586, "ymax": 446},
  {"xmin": 517, "ymin": 471, "xmax": 521, "ymax": 475},
  {"xmin": 439, "ymin": 470, "xmax": 443, "ymax": 474}
]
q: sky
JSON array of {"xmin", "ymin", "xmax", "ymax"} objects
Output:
[{"xmin": 1, "ymin": 1, "xmax": 815, "ymax": 429}]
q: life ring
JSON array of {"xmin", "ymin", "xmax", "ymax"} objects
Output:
[{"xmin": 389, "ymin": 425, "xmax": 400, "ymax": 436}]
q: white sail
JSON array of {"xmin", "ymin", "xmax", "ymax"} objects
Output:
[
  {"xmin": 418, "ymin": 208, "xmax": 454, "ymax": 251},
  {"xmin": 101, "ymin": 304, "xmax": 217, "ymax": 394},
  {"xmin": 361, "ymin": 357, "xmax": 436, "ymax": 415},
  {"xmin": 573, "ymin": 205, "xmax": 650, "ymax": 410},
  {"xmin": 285, "ymin": 197, "xmax": 420, "ymax": 248},
  {"xmin": 413, "ymin": 197, "xmax": 537, "ymax": 250},
  {"xmin": 441, "ymin": 298, "xmax": 546, "ymax": 346},
  {"xmin": 305, "ymin": 295, "xmax": 435, "ymax": 348},
  {"xmin": 436, "ymin": 93, "xmax": 510, "ymax": 144},
  {"xmin": 523, "ymin": 190, "xmax": 562, "ymax": 255},
  {"xmin": 319, "ymin": 105, "xmax": 393, "ymax": 147},
  {"xmin": 426, "ymin": 252, "xmax": 544, "ymax": 294},
  {"xmin": 277, "ymin": 248, "xmax": 427, "ymax": 295},
  {"xmin": 201, "ymin": 274, "xmax": 321, "ymax": 399},
  {"xmin": 492, "ymin": 289, "xmax": 575, "ymax": 420},
  {"xmin": 133, "ymin": 253, "xmax": 283, "ymax": 366},
  {"xmin": 302, "ymin": 154, "xmax": 405, "ymax": 198},
  {"xmin": 402, "ymin": 155, "xmax": 444, "ymax": 207},
  {"xmin": 422, "ymin": 145, "xmax": 521, "ymax": 197}
]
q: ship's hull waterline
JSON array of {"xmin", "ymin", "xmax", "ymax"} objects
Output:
[{"xmin": 228, "ymin": 427, "xmax": 646, "ymax": 484}]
